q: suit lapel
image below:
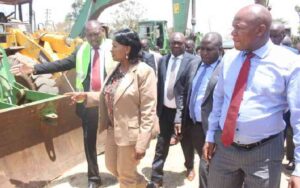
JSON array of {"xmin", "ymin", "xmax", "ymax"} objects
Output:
[
  {"xmin": 187, "ymin": 61, "xmax": 202, "ymax": 104},
  {"xmin": 162, "ymin": 54, "xmax": 171, "ymax": 84},
  {"xmin": 202, "ymin": 61, "xmax": 221, "ymax": 103},
  {"xmin": 175, "ymin": 53, "xmax": 188, "ymax": 84},
  {"xmin": 114, "ymin": 64, "xmax": 137, "ymax": 105}
]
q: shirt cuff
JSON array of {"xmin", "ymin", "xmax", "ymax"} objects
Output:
[
  {"xmin": 292, "ymin": 162, "xmax": 300, "ymax": 177},
  {"xmin": 205, "ymin": 130, "xmax": 215, "ymax": 143}
]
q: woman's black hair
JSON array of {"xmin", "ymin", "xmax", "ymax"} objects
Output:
[{"xmin": 114, "ymin": 28, "xmax": 141, "ymax": 64}]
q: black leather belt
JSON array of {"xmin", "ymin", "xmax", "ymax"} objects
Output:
[
  {"xmin": 195, "ymin": 121, "xmax": 202, "ymax": 126},
  {"xmin": 232, "ymin": 133, "xmax": 279, "ymax": 150}
]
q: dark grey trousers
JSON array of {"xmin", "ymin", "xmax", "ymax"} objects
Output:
[{"xmin": 208, "ymin": 131, "xmax": 284, "ymax": 188}]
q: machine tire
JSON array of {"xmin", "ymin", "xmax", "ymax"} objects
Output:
[{"xmin": 8, "ymin": 54, "xmax": 59, "ymax": 95}]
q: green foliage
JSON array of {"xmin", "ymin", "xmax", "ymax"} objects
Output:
[
  {"xmin": 62, "ymin": 0, "xmax": 84, "ymax": 32},
  {"xmin": 272, "ymin": 18, "xmax": 287, "ymax": 24},
  {"xmin": 65, "ymin": 0, "xmax": 84, "ymax": 22},
  {"xmin": 295, "ymin": 5, "xmax": 300, "ymax": 35},
  {"xmin": 110, "ymin": 0, "xmax": 146, "ymax": 31}
]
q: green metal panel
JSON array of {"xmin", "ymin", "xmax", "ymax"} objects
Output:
[
  {"xmin": 173, "ymin": 0, "xmax": 190, "ymax": 33},
  {"xmin": 138, "ymin": 20, "xmax": 170, "ymax": 55},
  {"xmin": 69, "ymin": 0, "xmax": 125, "ymax": 38},
  {"xmin": 69, "ymin": 0, "xmax": 93, "ymax": 38},
  {"xmin": 0, "ymin": 47, "xmax": 16, "ymax": 105},
  {"xmin": 0, "ymin": 101, "xmax": 16, "ymax": 109}
]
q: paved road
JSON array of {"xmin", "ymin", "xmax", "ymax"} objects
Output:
[{"xmin": 47, "ymin": 139, "xmax": 291, "ymax": 188}]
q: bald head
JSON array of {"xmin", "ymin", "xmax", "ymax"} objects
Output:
[
  {"xmin": 185, "ymin": 39, "xmax": 195, "ymax": 54},
  {"xmin": 202, "ymin": 32, "xmax": 222, "ymax": 48},
  {"xmin": 232, "ymin": 4, "xmax": 271, "ymax": 51},
  {"xmin": 170, "ymin": 32, "xmax": 186, "ymax": 57},
  {"xmin": 85, "ymin": 20, "xmax": 105, "ymax": 48},
  {"xmin": 141, "ymin": 38, "xmax": 149, "ymax": 52},
  {"xmin": 281, "ymin": 35, "xmax": 292, "ymax": 47},
  {"xmin": 270, "ymin": 21, "xmax": 285, "ymax": 45},
  {"xmin": 200, "ymin": 32, "xmax": 223, "ymax": 64}
]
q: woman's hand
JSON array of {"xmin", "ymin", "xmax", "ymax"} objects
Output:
[
  {"xmin": 134, "ymin": 148, "xmax": 145, "ymax": 160},
  {"xmin": 65, "ymin": 92, "xmax": 87, "ymax": 104}
]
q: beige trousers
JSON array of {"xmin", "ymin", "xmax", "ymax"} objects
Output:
[{"xmin": 105, "ymin": 128, "xmax": 147, "ymax": 188}]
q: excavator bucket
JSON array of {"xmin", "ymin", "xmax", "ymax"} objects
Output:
[{"xmin": 0, "ymin": 47, "xmax": 105, "ymax": 187}]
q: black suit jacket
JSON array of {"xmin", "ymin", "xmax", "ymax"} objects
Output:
[
  {"xmin": 34, "ymin": 46, "xmax": 97, "ymax": 117},
  {"xmin": 157, "ymin": 52, "xmax": 200, "ymax": 124},
  {"xmin": 141, "ymin": 51, "xmax": 156, "ymax": 73},
  {"xmin": 200, "ymin": 62, "xmax": 222, "ymax": 134},
  {"xmin": 182, "ymin": 60, "xmax": 221, "ymax": 133}
]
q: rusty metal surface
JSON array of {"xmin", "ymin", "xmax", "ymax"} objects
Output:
[
  {"xmin": 0, "ymin": 0, "xmax": 31, "ymax": 5},
  {"xmin": 0, "ymin": 96, "xmax": 105, "ymax": 188}
]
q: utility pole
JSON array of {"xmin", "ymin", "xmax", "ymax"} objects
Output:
[
  {"xmin": 191, "ymin": 0, "xmax": 196, "ymax": 34},
  {"xmin": 45, "ymin": 9, "xmax": 51, "ymax": 27}
]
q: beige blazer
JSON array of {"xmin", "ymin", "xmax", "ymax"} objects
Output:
[{"xmin": 86, "ymin": 62, "xmax": 157, "ymax": 152}]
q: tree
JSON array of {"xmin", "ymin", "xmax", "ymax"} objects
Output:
[
  {"xmin": 63, "ymin": 0, "xmax": 84, "ymax": 32},
  {"xmin": 295, "ymin": 5, "xmax": 300, "ymax": 35},
  {"xmin": 110, "ymin": 0, "xmax": 146, "ymax": 31}
]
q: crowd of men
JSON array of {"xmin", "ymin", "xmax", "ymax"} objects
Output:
[
  {"xmin": 10, "ymin": 3, "xmax": 300, "ymax": 188},
  {"xmin": 147, "ymin": 5, "xmax": 300, "ymax": 188}
]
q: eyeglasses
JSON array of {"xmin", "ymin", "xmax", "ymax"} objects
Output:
[{"xmin": 199, "ymin": 47, "xmax": 217, "ymax": 52}]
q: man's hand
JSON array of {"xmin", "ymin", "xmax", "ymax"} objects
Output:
[
  {"xmin": 174, "ymin": 123, "xmax": 182, "ymax": 136},
  {"xmin": 289, "ymin": 175, "xmax": 300, "ymax": 188},
  {"xmin": 134, "ymin": 148, "xmax": 145, "ymax": 160},
  {"xmin": 65, "ymin": 92, "xmax": 87, "ymax": 104},
  {"xmin": 202, "ymin": 142, "xmax": 216, "ymax": 163},
  {"xmin": 10, "ymin": 58, "xmax": 34, "ymax": 76}
]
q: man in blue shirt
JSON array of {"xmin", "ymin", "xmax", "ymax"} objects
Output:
[
  {"xmin": 203, "ymin": 4, "xmax": 300, "ymax": 188},
  {"xmin": 270, "ymin": 21, "xmax": 298, "ymax": 171},
  {"xmin": 181, "ymin": 32, "xmax": 222, "ymax": 187}
]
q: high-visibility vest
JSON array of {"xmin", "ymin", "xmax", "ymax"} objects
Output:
[
  {"xmin": 75, "ymin": 39, "xmax": 115, "ymax": 92},
  {"xmin": 75, "ymin": 41, "xmax": 91, "ymax": 92}
]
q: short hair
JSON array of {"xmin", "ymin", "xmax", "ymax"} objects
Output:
[{"xmin": 113, "ymin": 28, "xmax": 141, "ymax": 62}]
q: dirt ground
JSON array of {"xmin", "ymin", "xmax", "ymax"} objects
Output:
[{"xmin": 46, "ymin": 139, "xmax": 291, "ymax": 188}]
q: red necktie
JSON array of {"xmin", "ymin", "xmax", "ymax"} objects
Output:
[
  {"xmin": 221, "ymin": 52, "xmax": 254, "ymax": 147},
  {"xmin": 91, "ymin": 49, "xmax": 101, "ymax": 91}
]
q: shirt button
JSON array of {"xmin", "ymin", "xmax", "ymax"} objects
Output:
[{"xmin": 236, "ymin": 128, "xmax": 239, "ymax": 131}]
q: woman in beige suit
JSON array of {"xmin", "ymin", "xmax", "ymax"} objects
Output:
[{"xmin": 69, "ymin": 28, "xmax": 157, "ymax": 188}]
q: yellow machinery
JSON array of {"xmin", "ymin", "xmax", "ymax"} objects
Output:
[{"xmin": 0, "ymin": 0, "xmax": 124, "ymax": 187}]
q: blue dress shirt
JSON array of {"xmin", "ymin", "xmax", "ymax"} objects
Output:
[
  {"xmin": 189, "ymin": 60, "xmax": 218, "ymax": 123},
  {"xmin": 205, "ymin": 40, "xmax": 300, "ymax": 176}
]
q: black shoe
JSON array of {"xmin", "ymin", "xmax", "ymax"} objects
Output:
[
  {"xmin": 88, "ymin": 181, "xmax": 101, "ymax": 188},
  {"xmin": 146, "ymin": 181, "xmax": 162, "ymax": 188},
  {"xmin": 286, "ymin": 161, "xmax": 295, "ymax": 171}
]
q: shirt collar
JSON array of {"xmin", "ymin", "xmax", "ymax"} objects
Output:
[
  {"xmin": 171, "ymin": 54, "xmax": 184, "ymax": 60},
  {"xmin": 242, "ymin": 40, "xmax": 273, "ymax": 59},
  {"xmin": 202, "ymin": 58, "xmax": 220, "ymax": 68}
]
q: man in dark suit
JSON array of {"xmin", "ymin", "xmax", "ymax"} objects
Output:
[
  {"xmin": 11, "ymin": 20, "xmax": 116, "ymax": 188},
  {"xmin": 147, "ymin": 32, "xmax": 200, "ymax": 188},
  {"xmin": 181, "ymin": 32, "xmax": 223, "ymax": 187},
  {"xmin": 141, "ymin": 50, "xmax": 156, "ymax": 72}
]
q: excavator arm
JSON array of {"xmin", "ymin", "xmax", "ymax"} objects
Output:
[{"xmin": 69, "ymin": 0, "xmax": 125, "ymax": 38}]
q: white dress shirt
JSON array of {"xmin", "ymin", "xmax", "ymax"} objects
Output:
[
  {"xmin": 89, "ymin": 43, "xmax": 107, "ymax": 91},
  {"xmin": 205, "ymin": 40, "xmax": 300, "ymax": 175},
  {"xmin": 164, "ymin": 54, "xmax": 183, "ymax": 109}
]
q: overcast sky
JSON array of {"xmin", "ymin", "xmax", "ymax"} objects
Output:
[{"xmin": 4, "ymin": 0, "xmax": 299, "ymax": 38}]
